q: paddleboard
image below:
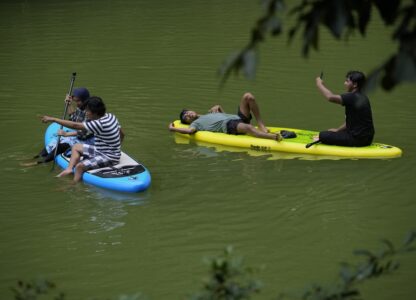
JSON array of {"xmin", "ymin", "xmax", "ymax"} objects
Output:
[
  {"xmin": 171, "ymin": 120, "xmax": 402, "ymax": 159},
  {"xmin": 45, "ymin": 122, "xmax": 151, "ymax": 192}
]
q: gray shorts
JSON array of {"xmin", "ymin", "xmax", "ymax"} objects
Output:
[{"xmin": 81, "ymin": 144, "xmax": 115, "ymax": 170}]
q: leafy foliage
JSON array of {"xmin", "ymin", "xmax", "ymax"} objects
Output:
[
  {"xmin": 189, "ymin": 246, "xmax": 262, "ymax": 300},
  {"xmin": 219, "ymin": 0, "xmax": 416, "ymax": 92},
  {"xmin": 276, "ymin": 230, "xmax": 416, "ymax": 300},
  {"xmin": 10, "ymin": 279, "xmax": 65, "ymax": 300},
  {"xmin": 219, "ymin": 0, "xmax": 285, "ymax": 86},
  {"xmin": 364, "ymin": 0, "xmax": 416, "ymax": 92},
  {"xmin": 10, "ymin": 279, "xmax": 146, "ymax": 300},
  {"xmin": 9, "ymin": 232, "xmax": 416, "ymax": 300}
]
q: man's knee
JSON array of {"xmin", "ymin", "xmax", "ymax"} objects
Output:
[
  {"xmin": 243, "ymin": 92, "xmax": 255, "ymax": 102},
  {"xmin": 72, "ymin": 143, "xmax": 83, "ymax": 152}
]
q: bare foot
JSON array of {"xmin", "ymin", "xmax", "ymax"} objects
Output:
[
  {"xmin": 258, "ymin": 125, "xmax": 269, "ymax": 133},
  {"xmin": 313, "ymin": 135, "xmax": 319, "ymax": 142},
  {"xmin": 56, "ymin": 168, "xmax": 73, "ymax": 177}
]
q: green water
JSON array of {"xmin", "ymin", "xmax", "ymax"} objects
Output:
[{"xmin": 0, "ymin": 0, "xmax": 415, "ymax": 299}]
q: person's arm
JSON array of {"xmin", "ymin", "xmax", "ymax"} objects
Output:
[
  {"xmin": 208, "ymin": 105, "xmax": 224, "ymax": 113},
  {"xmin": 316, "ymin": 77, "xmax": 342, "ymax": 104},
  {"xmin": 328, "ymin": 122, "xmax": 346, "ymax": 132},
  {"xmin": 120, "ymin": 128, "xmax": 125, "ymax": 143},
  {"xmin": 65, "ymin": 95, "xmax": 76, "ymax": 117},
  {"xmin": 168, "ymin": 122, "xmax": 197, "ymax": 134},
  {"xmin": 41, "ymin": 115, "xmax": 85, "ymax": 130},
  {"xmin": 57, "ymin": 129, "xmax": 77, "ymax": 137}
]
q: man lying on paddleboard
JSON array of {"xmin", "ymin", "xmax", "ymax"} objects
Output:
[{"xmin": 169, "ymin": 92, "xmax": 282, "ymax": 141}]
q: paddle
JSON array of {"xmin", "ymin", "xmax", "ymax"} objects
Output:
[
  {"xmin": 305, "ymin": 140, "xmax": 321, "ymax": 148},
  {"xmin": 305, "ymin": 71, "xmax": 324, "ymax": 149},
  {"xmin": 51, "ymin": 72, "xmax": 77, "ymax": 170}
]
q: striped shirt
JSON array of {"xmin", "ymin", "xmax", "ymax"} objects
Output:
[{"xmin": 83, "ymin": 113, "xmax": 121, "ymax": 162}]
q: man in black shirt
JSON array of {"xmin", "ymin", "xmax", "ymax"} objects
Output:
[{"xmin": 314, "ymin": 71, "xmax": 375, "ymax": 147}]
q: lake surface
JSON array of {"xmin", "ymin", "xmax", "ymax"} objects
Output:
[{"xmin": 0, "ymin": 0, "xmax": 415, "ymax": 299}]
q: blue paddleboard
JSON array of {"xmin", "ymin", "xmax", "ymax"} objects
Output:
[{"xmin": 45, "ymin": 123, "xmax": 151, "ymax": 193}]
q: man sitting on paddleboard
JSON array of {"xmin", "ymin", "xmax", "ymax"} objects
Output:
[
  {"xmin": 41, "ymin": 96, "xmax": 124, "ymax": 182},
  {"xmin": 32, "ymin": 87, "xmax": 94, "ymax": 165},
  {"xmin": 169, "ymin": 92, "xmax": 282, "ymax": 141},
  {"xmin": 314, "ymin": 71, "xmax": 375, "ymax": 147}
]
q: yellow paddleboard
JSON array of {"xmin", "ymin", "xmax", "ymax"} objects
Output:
[{"xmin": 171, "ymin": 120, "xmax": 402, "ymax": 159}]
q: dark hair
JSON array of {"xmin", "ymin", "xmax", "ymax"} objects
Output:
[
  {"xmin": 346, "ymin": 71, "xmax": 366, "ymax": 90},
  {"xmin": 85, "ymin": 96, "xmax": 106, "ymax": 117},
  {"xmin": 179, "ymin": 109, "xmax": 189, "ymax": 124}
]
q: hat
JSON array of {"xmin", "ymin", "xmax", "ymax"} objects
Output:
[{"xmin": 72, "ymin": 87, "xmax": 90, "ymax": 102}]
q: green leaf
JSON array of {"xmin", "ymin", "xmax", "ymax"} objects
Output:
[
  {"xmin": 328, "ymin": 1, "xmax": 348, "ymax": 38},
  {"xmin": 356, "ymin": 263, "xmax": 375, "ymax": 280},
  {"xmin": 380, "ymin": 239, "xmax": 395, "ymax": 255},
  {"xmin": 404, "ymin": 230, "xmax": 415, "ymax": 247},
  {"xmin": 267, "ymin": 15, "xmax": 283, "ymax": 36},
  {"xmin": 364, "ymin": 66, "xmax": 383, "ymax": 93},
  {"xmin": 225, "ymin": 245, "xmax": 234, "ymax": 255},
  {"xmin": 394, "ymin": 50, "xmax": 416, "ymax": 83},
  {"xmin": 340, "ymin": 289, "xmax": 360, "ymax": 299},
  {"xmin": 373, "ymin": 0, "xmax": 400, "ymax": 25},
  {"xmin": 357, "ymin": 0, "xmax": 371, "ymax": 35},
  {"xmin": 288, "ymin": 27, "xmax": 298, "ymax": 42},
  {"xmin": 340, "ymin": 265, "xmax": 354, "ymax": 283},
  {"xmin": 390, "ymin": 261, "xmax": 400, "ymax": 271},
  {"xmin": 243, "ymin": 49, "xmax": 258, "ymax": 80}
]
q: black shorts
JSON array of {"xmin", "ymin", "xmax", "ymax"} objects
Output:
[
  {"xmin": 319, "ymin": 130, "xmax": 373, "ymax": 147},
  {"xmin": 226, "ymin": 107, "xmax": 252, "ymax": 135}
]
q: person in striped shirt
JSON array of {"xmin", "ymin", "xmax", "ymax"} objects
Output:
[{"xmin": 41, "ymin": 96, "xmax": 124, "ymax": 182}]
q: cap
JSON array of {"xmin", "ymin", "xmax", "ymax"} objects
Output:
[{"xmin": 72, "ymin": 87, "xmax": 90, "ymax": 102}]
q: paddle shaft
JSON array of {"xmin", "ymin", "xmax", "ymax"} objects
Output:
[
  {"xmin": 51, "ymin": 72, "xmax": 76, "ymax": 170},
  {"xmin": 305, "ymin": 140, "xmax": 321, "ymax": 148}
]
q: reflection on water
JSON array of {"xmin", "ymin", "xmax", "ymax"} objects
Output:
[
  {"xmin": 64, "ymin": 184, "xmax": 150, "ymax": 235},
  {"xmin": 175, "ymin": 134, "xmax": 358, "ymax": 161},
  {"xmin": 86, "ymin": 185, "xmax": 150, "ymax": 204}
]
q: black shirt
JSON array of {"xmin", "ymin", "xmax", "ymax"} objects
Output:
[{"xmin": 341, "ymin": 92, "xmax": 375, "ymax": 139}]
